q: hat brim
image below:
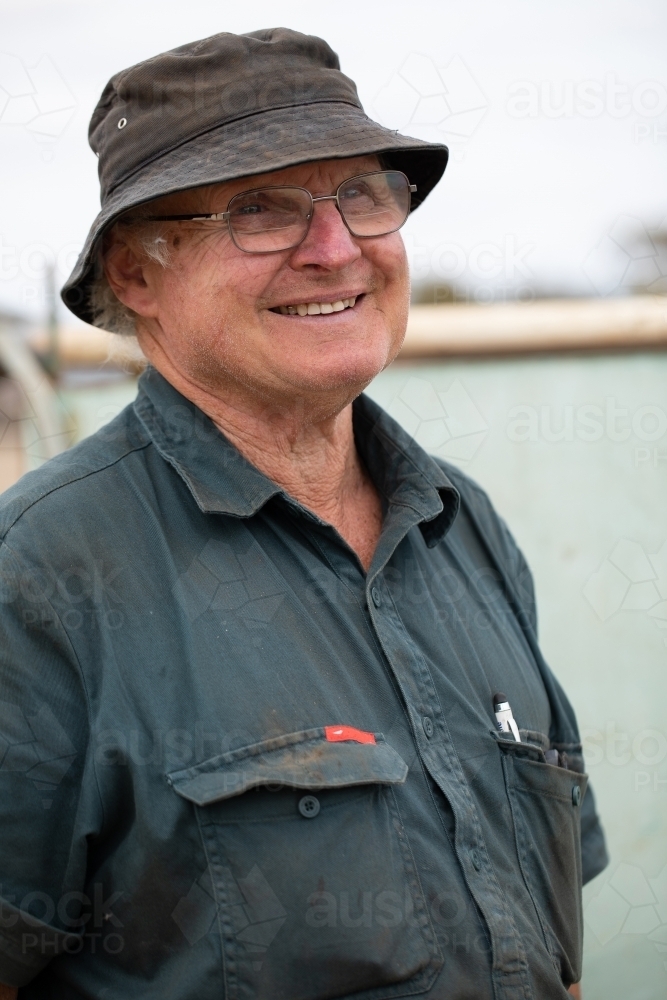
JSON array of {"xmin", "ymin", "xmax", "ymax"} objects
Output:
[{"xmin": 62, "ymin": 101, "xmax": 448, "ymax": 325}]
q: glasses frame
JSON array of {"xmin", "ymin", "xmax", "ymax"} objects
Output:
[{"xmin": 146, "ymin": 170, "xmax": 417, "ymax": 254}]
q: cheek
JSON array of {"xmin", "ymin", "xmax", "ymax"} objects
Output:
[
  {"xmin": 154, "ymin": 243, "xmax": 278, "ymax": 321},
  {"xmin": 368, "ymin": 234, "xmax": 409, "ymax": 290}
]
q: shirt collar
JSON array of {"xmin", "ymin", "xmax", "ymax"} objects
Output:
[
  {"xmin": 352, "ymin": 393, "xmax": 459, "ymax": 547},
  {"xmin": 133, "ymin": 367, "xmax": 460, "ymax": 546}
]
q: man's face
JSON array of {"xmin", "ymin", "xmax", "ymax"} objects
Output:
[{"xmin": 111, "ymin": 155, "xmax": 410, "ymax": 407}]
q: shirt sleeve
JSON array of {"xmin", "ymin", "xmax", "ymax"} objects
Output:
[
  {"xmin": 439, "ymin": 461, "xmax": 609, "ymax": 886},
  {"xmin": 0, "ymin": 539, "xmax": 98, "ymax": 987}
]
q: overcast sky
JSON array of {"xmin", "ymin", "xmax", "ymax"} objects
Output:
[{"xmin": 1, "ymin": 0, "xmax": 666, "ymax": 323}]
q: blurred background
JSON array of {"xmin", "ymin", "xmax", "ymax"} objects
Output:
[{"xmin": 0, "ymin": 1, "xmax": 666, "ymax": 995}]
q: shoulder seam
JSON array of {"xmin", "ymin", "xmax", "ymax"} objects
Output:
[{"xmin": 0, "ymin": 440, "xmax": 152, "ymax": 541}]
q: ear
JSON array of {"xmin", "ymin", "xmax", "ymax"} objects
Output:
[{"xmin": 103, "ymin": 239, "xmax": 159, "ymax": 319}]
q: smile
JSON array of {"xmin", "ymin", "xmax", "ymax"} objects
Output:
[{"xmin": 272, "ymin": 296, "xmax": 358, "ymax": 316}]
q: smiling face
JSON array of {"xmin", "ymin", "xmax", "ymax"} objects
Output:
[{"xmin": 104, "ymin": 155, "xmax": 411, "ymax": 414}]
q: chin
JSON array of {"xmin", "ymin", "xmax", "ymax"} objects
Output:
[{"xmin": 281, "ymin": 344, "xmax": 394, "ymax": 395}]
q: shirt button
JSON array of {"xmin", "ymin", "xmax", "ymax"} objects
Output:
[
  {"xmin": 371, "ymin": 587, "xmax": 382, "ymax": 608},
  {"xmin": 422, "ymin": 716, "xmax": 434, "ymax": 738},
  {"xmin": 298, "ymin": 794, "xmax": 321, "ymax": 819},
  {"xmin": 470, "ymin": 849, "xmax": 482, "ymax": 871},
  {"xmin": 572, "ymin": 785, "xmax": 581, "ymax": 807}
]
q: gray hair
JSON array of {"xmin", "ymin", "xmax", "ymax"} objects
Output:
[{"xmin": 89, "ymin": 219, "xmax": 174, "ymax": 336}]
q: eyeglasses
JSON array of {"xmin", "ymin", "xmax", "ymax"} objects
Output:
[{"xmin": 147, "ymin": 170, "xmax": 416, "ymax": 254}]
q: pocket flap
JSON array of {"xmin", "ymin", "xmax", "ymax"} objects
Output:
[{"xmin": 167, "ymin": 727, "xmax": 408, "ymax": 806}]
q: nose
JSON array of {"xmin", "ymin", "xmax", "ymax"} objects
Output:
[{"xmin": 287, "ymin": 197, "xmax": 362, "ymax": 272}]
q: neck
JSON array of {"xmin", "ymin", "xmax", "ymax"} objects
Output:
[
  {"xmin": 207, "ymin": 386, "xmax": 365, "ymax": 517},
  {"xmin": 143, "ymin": 352, "xmax": 384, "ymax": 570}
]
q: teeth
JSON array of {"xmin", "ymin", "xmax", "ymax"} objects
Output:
[{"xmin": 276, "ymin": 296, "xmax": 358, "ymax": 316}]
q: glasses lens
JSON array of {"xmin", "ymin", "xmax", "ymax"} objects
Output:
[
  {"xmin": 227, "ymin": 187, "xmax": 311, "ymax": 252},
  {"xmin": 338, "ymin": 171, "xmax": 411, "ymax": 237}
]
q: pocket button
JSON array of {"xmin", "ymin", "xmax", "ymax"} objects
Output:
[
  {"xmin": 572, "ymin": 785, "xmax": 581, "ymax": 807},
  {"xmin": 298, "ymin": 794, "xmax": 321, "ymax": 819}
]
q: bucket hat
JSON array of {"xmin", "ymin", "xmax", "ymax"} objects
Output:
[{"xmin": 61, "ymin": 27, "xmax": 448, "ymax": 325}]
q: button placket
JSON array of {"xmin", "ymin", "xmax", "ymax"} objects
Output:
[
  {"xmin": 368, "ymin": 576, "xmax": 442, "ymax": 744},
  {"xmin": 365, "ymin": 571, "xmax": 532, "ymax": 998}
]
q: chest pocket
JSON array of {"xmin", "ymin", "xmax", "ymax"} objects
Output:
[
  {"xmin": 167, "ymin": 729, "xmax": 442, "ymax": 1000},
  {"xmin": 498, "ymin": 736, "xmax": 588, "ymax": 987}
]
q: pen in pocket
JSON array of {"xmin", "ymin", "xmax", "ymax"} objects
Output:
[{"xmin": 493, "ymin": 693, "xmax": 521, "ymax": 742}]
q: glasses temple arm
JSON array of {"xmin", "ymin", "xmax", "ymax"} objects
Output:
[{"xmin": 145, "ymin": 211, "xmax": 230, "ymax": 222}]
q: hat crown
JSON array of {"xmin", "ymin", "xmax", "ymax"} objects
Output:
[{"xmin": 89, "ymin": 28, "xmax": 362, "ymax": 201}]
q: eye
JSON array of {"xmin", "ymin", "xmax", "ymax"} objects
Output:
[
  {"xmin": 341, "ymin": 184, "xmax": 366, "ymax": 200},
  {"xmin": 340, "ymin": 182, "xmax": 377, "ymax": 210},
  {"xmin": 234, "ymin": 202, "xmax": 266, "ymax": 216}
]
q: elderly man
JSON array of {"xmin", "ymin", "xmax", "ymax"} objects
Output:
[{"xmin": 0, "ymin": 28, "xmax": 605, "ymax": 1000}]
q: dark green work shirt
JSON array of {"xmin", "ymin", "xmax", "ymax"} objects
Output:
[{"xmin": 0, "ymin": 368, "xmax": 607, "ymax": 1000}]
